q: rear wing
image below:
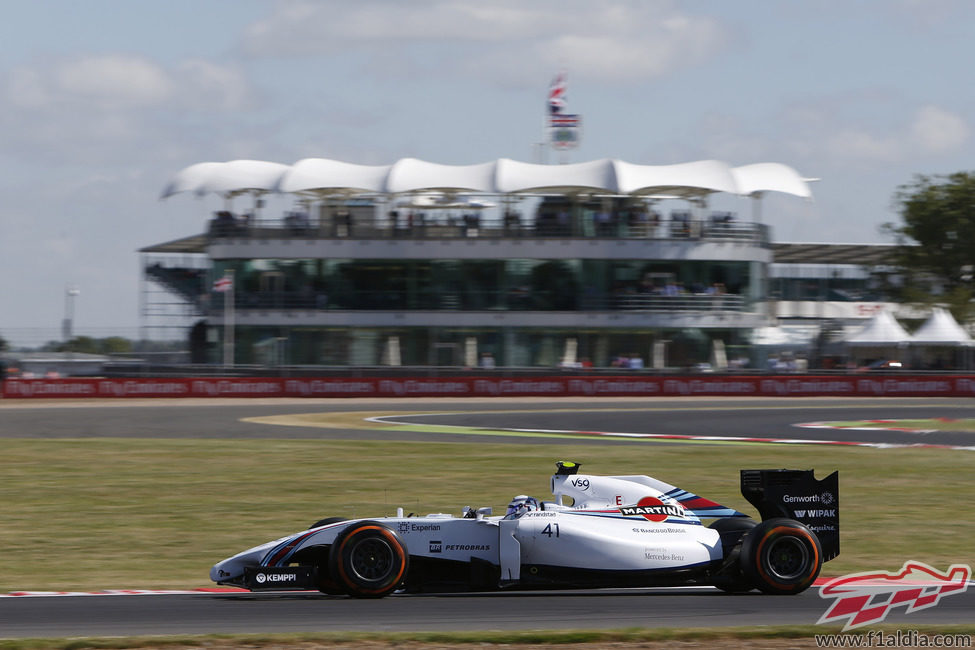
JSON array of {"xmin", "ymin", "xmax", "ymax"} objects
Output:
[{"xmin": 741, "ymin": 469, "xmax": 840, "ymax": 562}]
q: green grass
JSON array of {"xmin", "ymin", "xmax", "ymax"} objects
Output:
[
  {"xmin": 820, "ymin": 418, "xmax": 975, "ymax": 432},
  {"xmin": 0, "ymin": 438, "xmax": 973, "ymax": 592}
]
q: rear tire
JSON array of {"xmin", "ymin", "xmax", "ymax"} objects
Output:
[
  {"xmin": 739, "ymin": 518, "xmax": 822, "ymax": 594},
  {"xmin": 708, "ymin": 517, "xmax": 757, "ymax": 593},
  {"xmin": 710, "ymin": 517, "xmax": 757, "ymax": 552},
  {"xmin": 329, "ymin": 521, "xmax": 409, "ymax": 598}
]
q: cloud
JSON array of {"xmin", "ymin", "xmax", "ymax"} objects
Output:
[
  {"xmin": 910, "ymin": 104, "xmax": 969, "ymax": 154},
  {"xmin": 772, "ymin": 100, "xmax": 971, "ymax": 166},
  {"xmin": 3, "ymin": 54, "xmax": 252, "ymax": 113},
  {"xmin": 0, "ymin": 54, "xmax": 254, "ymax": 164},
  {"xmin": 242, "ymin": 0, "xmax": 728, "ymax": 83},
  {"xmin": 177, "ymin": 59, "xmax": 253, "ymax": 112},
  {"xmin": 827, "ymin": 105, "xmax": 971, "ymax": 162},
  {"xmin": 824, "ymin": 129, "xmax": 903, "ymax": 163},
  {"xmin": 6, "ymin": 55, "xmax": 172, "ymax": 111}
]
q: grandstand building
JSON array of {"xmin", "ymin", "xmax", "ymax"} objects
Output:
[{"xmin": 142, "ymin": 158, "xmax": 895, "ymax": 368}]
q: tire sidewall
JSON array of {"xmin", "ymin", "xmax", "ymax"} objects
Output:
[
  {"xmin": 328, "ymin": 521, "xmax": 409, "ymax": 598},
  {"xmin": 740, "ymin": 517, "xmax": 822, "ymax": 595}
]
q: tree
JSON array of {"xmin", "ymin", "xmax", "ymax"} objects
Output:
[
  {"xmin": 60, "ymin": 336, "xmax": 99, "ymax": 354},
  {"xmin": 0, "ymin": 333, "xmax": 8, "ymax": 352},
  {"xmin": 100, "ymin": 336, "xmax": 133, "ymax": 354},
  {"xmin": 53, "ymin": 336, "xmax": 134, "ymax": 355},
  {"xmin": 885, "ymin": 172, "xmax": 975, "ymax": 321}
]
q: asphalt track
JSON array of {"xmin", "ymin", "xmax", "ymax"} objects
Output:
[
  {"xmin": 2, "ymin": 396, "xmax": 974, "ymax": 638},
  {"xmin": 3, "ymin": 396, "xmax": 975, "ymax": 447},
  {"xmin": 2, "ymin": 587, "xmax": 973, "ymax": 637}
]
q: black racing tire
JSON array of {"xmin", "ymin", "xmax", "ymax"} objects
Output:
[
  {"xmin": 315, "ymin": 560, "xmax": 347, "ymax": 596},
  {"xmin": 328, "ymin": 521, "xmax": 409, "ymax": 598},
  {"xmin": 709, "ymin": 517, "xmax": 757, "ymax": 552},
  {"xmin": 310, "ymin": 516, "xmax": 347, "ymax": 529},
  {"xmin": 739, "ymin": 518, "xmax": 822, "ymax": 595},
  {"xmin": 708, "ymin": 517, "xmax": 758, "ymax": 593}
]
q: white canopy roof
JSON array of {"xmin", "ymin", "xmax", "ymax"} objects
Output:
[
  {"xmin": 911, "ymin": 307, "xmax": 973, "ymax": 345},
  {"xmin": 731, "ymin": 163, "xmax": 814, "ymax": 199},
  {"xmin": 845, "ymin": 310, "xmax": 912, "ymax": 346},
  {"xmin": 276, "ymin": 158, "xmax": 392, "ymax": 194},
  {"xmin": 387, "ymin": 158, "xmax": 497, "ymax": 194},
  {"xmin": 160, "ymin": 162, "xmax": 223, "ymax": 199},
  {"xmin": 495, "ymin": 158, "xmax": 619, "ymax": 194},
  {"xmin": 163, "ymin": 157, "xmax": 814, "ymax": 199},
  {"xmin": 616, "ymin": 159, "xmax": 740, "ymax": 197},
  {"xmin": 160, "ymin": 160, "xmax": 289, "ymax": 199}
]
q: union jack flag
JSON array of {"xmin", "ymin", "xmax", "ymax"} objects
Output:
[{"xmin": 548, "ymin": 71, "xmax": 567, "ymax": 115}]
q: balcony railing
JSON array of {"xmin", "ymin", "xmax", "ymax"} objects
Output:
[{"xmin": 206, "ymin": 213, "xmax": 770, "ymax": 245}]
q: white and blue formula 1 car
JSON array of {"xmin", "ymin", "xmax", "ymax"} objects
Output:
[{"xmin": 211, "ymin": 462, "xmax": 839, "ymax": 597}]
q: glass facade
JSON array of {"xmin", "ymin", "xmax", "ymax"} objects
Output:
[
  {"xmin": 211, "ymin": 258, "xmax": 755, "ymax": 313},
  {"xmin": 770, "ymin": 264, "xmax": 896, "ymax": 302}
]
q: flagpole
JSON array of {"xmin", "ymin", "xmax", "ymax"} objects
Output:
[{"xmin": 223, "ymin": 269, "xmax": 235, "ymax": 369}]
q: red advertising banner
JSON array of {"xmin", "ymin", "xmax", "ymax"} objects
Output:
[{"xmin": 3, "ymin": 375, "xmax": 975, "ymax": 399}]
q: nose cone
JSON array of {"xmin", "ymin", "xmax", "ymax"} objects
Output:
[
  {"xmin": 210, "ymin": 554, "xmax": 250, "ymax": 584},
  {"xmin": 209, "ymin": 537, "xmax": 284, "ymax": 584},
  {"xmin": 210, "ymin": 561, "xmax": 232, "ymax": 583}
]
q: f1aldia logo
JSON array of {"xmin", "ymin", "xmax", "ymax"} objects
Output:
[
  {"xmin": 619, "ymin": 496, "xmax": 684, "ymax": 522},
  {"xmin": 818, "ymin": 560, "xmax": 971, "ymax": 631}
]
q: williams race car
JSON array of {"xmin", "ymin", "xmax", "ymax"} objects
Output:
[{"xmin": 211, "ymin": 461, "xmax": 839, "ymax": 597}]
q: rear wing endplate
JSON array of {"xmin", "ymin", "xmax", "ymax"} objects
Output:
[{"xmin": 740, "ymin": 469, "xmax": 840, "ymax": 562}]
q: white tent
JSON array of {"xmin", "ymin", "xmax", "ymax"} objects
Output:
[
  {"xmin": 844, "ymin": 310, "xmax": 912, "ymax": 368},
  {"xmin": 910, "ymin": 308, "xmax": 972, "ymax": 345},
  {"xmin": 909, "ymin": 308, "xmax": 973, "ymax": 369},
  {"xmin": 845, "ymin": 310, "xmax": 911, "ymax": 345}
]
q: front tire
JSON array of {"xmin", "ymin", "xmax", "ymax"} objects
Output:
[
  {"xmin": 307, "ymin": 517, "xmax": 349, "ymax": 594},
  {"xmin": 739, "ymin": 518, "xmax": 822, "ymax": 594},
  {"xmin": 329, "ymin": 521, "xmax": 409, "ymax": 598},
  {"xmin": 310, "ymin": 516, "xmax": 347, "ymax": 529}
]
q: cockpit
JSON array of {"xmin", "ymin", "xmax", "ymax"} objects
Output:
[{"xmin": 504, "ymin": 495, "xmax": 541, "ymax": 519}]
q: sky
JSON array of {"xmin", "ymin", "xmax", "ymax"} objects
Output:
[{"xmin": 2, "ymin": 0, "xmax": 974, "ymax": 347}]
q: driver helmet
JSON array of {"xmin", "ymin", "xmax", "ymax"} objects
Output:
[{"xmin": 505, "ymin": 495, "xmax": 541, "ymax": 518}]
